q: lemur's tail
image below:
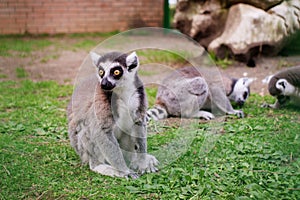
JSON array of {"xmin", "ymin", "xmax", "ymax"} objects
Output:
[{"xmin": 146, "ymin": 105, "xmax": 168, "ymax": 122}]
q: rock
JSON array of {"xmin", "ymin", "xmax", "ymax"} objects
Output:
[
  {"xmin": 268, "ymin": 0, "xmax": 300, "ymax": 34},
  {"xmin": 174, "ymin": 0, "xmax": 300, "ymax": 66},
  {"xmin": 174, "ymin": 0, "xmax": 283, "ymax": 48},
  {"xmin": 208, "ymin": 1, "xmax": 300, "ymax": 66},
  {"xmin": 174, "ymin": 0, "xmax": 228, "ymax": 47},
  {"xmin": 190, "ymin": 8, "xmax": 228, "ymax": 47},
  {"xmin": 228, "ymin": 0, "xmax": 283, "ymax": 10}
]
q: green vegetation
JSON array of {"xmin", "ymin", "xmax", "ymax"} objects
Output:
[
  {"xmin": 1, "ymin": 80, "xmax": 299, "ymax": 199},
  {"xmin": 208, "ymin": 51, "xmax": 233, "ymax": 69},
  {"xmin": 280, "ymin": 30, "xmax": 300, "ymax": 56},
  {"xmin": 0, "ymin": 34, "xmax": 192, "ymax": 65},
  {"xmin": 0, "ymin": 33, "xmax": 114, "ymax": 58},
  {"xmin": 0, "ymin": 70, "xmax": 7, "ymax": 78},
  {"xmin": 68, "ymin": 31, "xmax": 120, "ymax": 38},
  {"xmin": 138, "ymin": 49, "xmax": 187, "ymax": 65},
  {"xmin": 0, "ymin": 37, "xmax": 52, "ymax": 57},
  {"xmin": 15, "ymin": 67, "xmax": 28, "ymax": 78},
  {"xmin": 40, "ymin": 54, "xmax": 60, "ymax": 63},
  {"xmin": 73, "ymin": 39, "xmax": 99, "ymax": 50},
  {"xmin": 1, "ymin": 33, "xmax": 299, "ymax": 199}
]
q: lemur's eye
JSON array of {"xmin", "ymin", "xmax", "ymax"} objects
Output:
[
  {"xmin": 99, "ymin": 70, "xmax": 104, "ymax": 77},
  {"xmin": 110, "ymin": 67, "xmax": 123, "ymax": 79},
  {"xmin": 243, "ymin": 91, "xmax": 248, "ymax": 99},
  {"xmin": 114, "ymin": 70, "xmax": 120, "ymax": 76}
]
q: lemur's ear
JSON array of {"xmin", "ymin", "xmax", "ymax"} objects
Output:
[
  {"xmin": 126, "ymin": 52, "xmax": 139, "ymax": 72},
  {"xmin": 243, "ymin": 77, "xmax": 255, "ymax": 87},
  {"xmin": 90, "ymin": 51, "xmax": 101, "ymax": 67},
  {"xmin": 262, "ymin": 75, "xmax": 274, "ymax": 84}
]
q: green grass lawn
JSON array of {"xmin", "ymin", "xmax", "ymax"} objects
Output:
[{"xmin": 0, "ymin": 80, "xmax": 299, "ymax": 199}]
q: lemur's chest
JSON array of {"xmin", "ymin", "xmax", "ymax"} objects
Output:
[
  {"xmin": 112, "ymin": 90, "xmax": 141, "ymax": 130},
  {"xmin": 285, "ymin": 84, "xmax": 300, "ymax": 98}
]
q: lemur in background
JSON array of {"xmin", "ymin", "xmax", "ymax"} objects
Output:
[
  {"xmin": 67, "ymin": 51, "xmax": 158, "ymax": 179},
  {"xmin": 147, "ymin": 67, "xmax": 254, "ymax": 121},
  {"xmin": 262, "ymin": 66, "xmax": 300, "ymax": 109}
]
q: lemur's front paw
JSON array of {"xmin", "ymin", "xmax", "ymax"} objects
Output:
[
  {"xmin": 126, "ymin": 172, "xmax": 139, "ymax": 179},
  {"xmin": 131, "ymin": 154, "xmax": 159, "ymax": 175},
  {"xmin": 232, "ymin": 110, "xmax": 244, "ymax": 118},
  {"xmin": 261, "ymin": 102, "xmax": 278, "ymax": 109},
  {"xmin": 92, "ymin": 164, "xmax": 139, "ymax": 179},
  {"xmin": 261, "ymin": 102, "xmax": 269, "ymax": 108},
  {"xmin": 201, "ymin": 112, "xmax": 215, "ymax": 120},
  {"xmin": 142, "ymin": 154, "xmax": 159, "ymax": 174}
]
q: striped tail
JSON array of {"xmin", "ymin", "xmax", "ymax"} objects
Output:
[{"xmin": 146, "ymin": 105, "xmax": 168, "ymax": 122}]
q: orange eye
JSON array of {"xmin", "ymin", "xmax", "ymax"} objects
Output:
[
  {"xmin": 114, "ymin": 70, "xmax": 120, "ymax": 76},
  {"xmin": 99, "ymin": 70, "xmax": 104, "ymax": 77}
]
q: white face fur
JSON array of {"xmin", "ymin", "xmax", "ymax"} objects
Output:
[
  {"xmin": 228, "ymin": 78, "xmax": 254, "ymax": 106},
  {"xmin": 275, "ymin": 79, "xmax": 297, "ymax": 96},
  {"xmin": 90, "ymin": 51, "xmax": 139, "ymax": 91}
]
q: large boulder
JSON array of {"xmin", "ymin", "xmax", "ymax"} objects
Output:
[
  {"xmin": 174, "ymin": 0, "xmax": 228, "ymax": 47},
  {"xmin": 228, "ymin": 0, "xmax": 283, "ymax": 10},
  {"xmin": 174, "ymin": 0, "xmax": 300, "ymax": 66},
  {"xmin": 208, "ymin": 1, "xmax": 300, "ymax": 66}
]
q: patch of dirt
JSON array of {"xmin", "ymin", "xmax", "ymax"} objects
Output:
[
  {"xmin": 26, "ymin": 50, "xmax": 88, "ymax": 84},
  {"xmin": 1, "ymin": 36, "xmax": 300, "ymax": 96}
]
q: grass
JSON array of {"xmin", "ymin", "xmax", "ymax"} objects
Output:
[
  {"xmin": 0, "ymin": 33, "xmax": 115, "ymax": 58},
  {"xmin": 0, "ymin": 34, "xmax": 194, "ymax": 66},
  {"xmin": 40, "ymin": 54, "xmax": 60, "ymax": 63},
  {"xmin": 73, "ymin": 39, "xmax": 99, "ymax": 50},
  {"xmin": 68, "ymin": 31, "xmax": 120, "ymax": 38},
  {"xmin": 138, "ymin": 49, "xmax": 188, "ymax": 65},
  {"xmin": 208, "ymin": 51, "xmax": 233, "ymax": 69},
  {"xmin": 1, "ymin": 79, "xmax": 299, "ymax": 199},
  {"xmin": 15, "ymin": 67, "xmax": 28, "ymax": 78},
  {"xmin": 0, "ymin": 37, "xmax": 52, "ymax": 57}
]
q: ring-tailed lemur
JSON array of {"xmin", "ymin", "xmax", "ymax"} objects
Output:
[
  {"xmin": 147, "ymin": 67, "xmax": 254, "ymax": 121},
  {"xmin": 262, "ymin": 65, "xmax": 300, "ymax": 109},
  {"xmin": 67, "ymin": 51, "xmax": 158, "ymax": 179}
]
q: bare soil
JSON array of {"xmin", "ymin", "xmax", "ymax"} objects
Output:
[{"xmin": 1, "ymin": 37, "xmax": 300, "ymax": 96}]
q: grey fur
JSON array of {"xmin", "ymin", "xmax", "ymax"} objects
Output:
[
  {"xmin": 67, "ymin": 52, "xmax": 158, "ymax": 178},
  {"xmin": 147, "ymin": 67, "xmax": 253, "ymax": 121},
  {"xmin": 263, "ymin": 65, "xmax": 300, "ymax": 109}
]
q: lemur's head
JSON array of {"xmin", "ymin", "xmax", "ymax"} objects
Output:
[
  {"xmin": 228, "ymin": 77, "xmax": 255, "ymax": 106},
  {"xmin": 90, "ymin": 51, "xmax": 139, "ymax": 91},
  {"xmin": 264, "ymin": 75, "xmax": 294, "ymax": 97}
]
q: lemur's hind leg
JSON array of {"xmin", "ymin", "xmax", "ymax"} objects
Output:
[{"xmin": 178, "ymin": 77, "xmax": 210, "ymax": 119}]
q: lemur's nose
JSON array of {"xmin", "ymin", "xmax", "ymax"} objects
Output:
[
  {"xmin": 101, "ymin": 78, "xmax": 115, "ymax": 90},
  {"xmin": 237, "ymin": 99, "xmax": 245, "ymax": 106}
]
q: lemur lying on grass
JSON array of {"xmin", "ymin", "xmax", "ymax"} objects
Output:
[{"xmin": 147, "ymin": 67, "xmax": 254, "ymax": 121}]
